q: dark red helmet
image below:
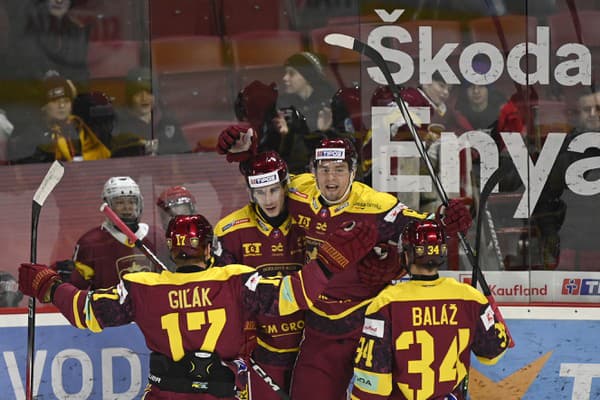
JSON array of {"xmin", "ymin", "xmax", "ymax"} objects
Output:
[
  {"xmin": 157, "ymin": 186, "xmax": 196, "ymax": 212},
  {"xmin": 401, "ymin": 220, "xmax": 447, "ymax": 269},
  {"xmin": 331, "ymin": 86, "xmax": 364, "ymax": 134},
  {"xmin": 166, "ymin": 215, "xmax": 213, "ymax": 260},
  {"xmin": 243, "ymin": 151, "xmax": 289, "ymax": 189},
  {"xmin": 235, "ymin": 80, "xmax": 278, "ymax": 128},
  {"xmin": 313, "ymin": 137, "xmax": 358, "ymax": 170}
]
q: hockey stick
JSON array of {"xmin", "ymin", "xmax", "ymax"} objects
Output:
[
  {"xmin": 27, "ymin": 161, "xmax": 65, "ymax": 400},
  {"xmin": 100, "ymin": 203, "xmax": 168, "ymax": 271},
  {"xmin": 101, "ymin": 203, "xmax": 290, "ymax": 399},
  {"xmin": 325, "ymin": 33, "xmax": 514, "ymax": 347},
  {"xmin": 474, "ymin": 164, "xmax": 508, "ymax": 285}
]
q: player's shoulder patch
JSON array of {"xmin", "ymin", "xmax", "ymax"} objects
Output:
[
  {"xmin": 346, "ymin": 182, "xmax": 398, "ymax": 214},
  {"xmin": 362, "ymin": 317, "xmax": 385, "ymax": 338},
  {"xmin": 288, "ymin": 173, "xmax": 316, "ymax": 202},
  {"xmin": 214, "ymin": 205, "xmax": 254, "ymax": 234}
]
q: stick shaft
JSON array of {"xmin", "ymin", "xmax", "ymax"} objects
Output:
[{"xmin": 100, "ymin": 203, "xmax": 168, "ymax": 271}]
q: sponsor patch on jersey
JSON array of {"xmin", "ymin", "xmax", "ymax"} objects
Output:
[
  {"xmin": 223, "ymin": 218, "xmax": 250, "ymax": 231},
  {"xmin": 248, "ymin": 171, "xmax": 280, "ymax": 188},
  {"xmin": 362, "ymin": 317, "xmax": 385, "ymax": 338},
  {"xmin": 289, "ymin": 187, "xmax": 308, "ymax": 199},
  {"xmin": 315, "ymin": 148, "xmax": 345, "ymax": 160},
  {"xmin": 334, "ymin": 201, "xmax": 349, "ymax": 213},
  {"xmin": 384, "ymin": 202, "xmax": 407, "ymax": 223},
  {"xmin": 481, "ymin": 305, "xmax": 495, "ymax": 331},
  {"xmin": 244, "ymin": 271, "xmax": 261, "ymax": 292}
]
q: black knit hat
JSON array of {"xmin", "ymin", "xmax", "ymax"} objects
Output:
[
  {"xmin": 125, "ymin": 67, "xmax": 152, "ymax": 102},
  {"xmin": 284, "ymin": 52, "xmax": 328, "ymax": 88}
]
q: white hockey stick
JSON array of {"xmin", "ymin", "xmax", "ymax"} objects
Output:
[{"xmin": 27, "ymin": 161, "xmax": 65, "ymax": 400}]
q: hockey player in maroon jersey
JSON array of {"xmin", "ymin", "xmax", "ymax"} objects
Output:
[
  {"xmin": 351, "ymin": 219, "xmax": 509, "ymax": 400},
  {"xmin": 18, "ymin": 214, "xmax": 378, "ymax": 399},
  {"xmin": 216, "ymin": 128, "xmax": 472, "ymax": 399},
  {"xmin": 156, "ymin": 185, "xmax": 197, "ymax": 230},
  {"xmin": 213, "ymin": 151, "xmax": 305, "ymax": 399},
  {"xmin": 66, "ymin": 176, "xmax": 159, "ymax": 289}
]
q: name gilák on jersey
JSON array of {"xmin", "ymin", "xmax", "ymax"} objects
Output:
[{"xmin": 168, "ymin": 287, "xmax": 212, "ymax": 309}]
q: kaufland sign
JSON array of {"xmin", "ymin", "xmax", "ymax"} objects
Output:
[{"xmin": 367, "ymin": 9, "xmax": 591, "ymax": 86}]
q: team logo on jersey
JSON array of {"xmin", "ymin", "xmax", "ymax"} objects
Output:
[
  {"xmin": 362, "ymin": 318, "xmax": 385, "ymax": 338},
  {"xmin": 242, "ymin": 242, "xmax": 262, "ymax": 256},
  {"xmin": 315, "ymin": 148, "xmax": 345, "ymax": 160},
  {"xmin": 248, "ymin": 171, "xmax": 280, "ymax": 188},
  {"xmin": 115, "ymin": 254, "xmax": 153, "ymax": 279}
]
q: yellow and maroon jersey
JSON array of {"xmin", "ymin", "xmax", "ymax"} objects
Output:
[
  {"xmin": 351, "ymin": 277, "xmax": 509, "ymax": 400},
  {"xmin": 214, "ymin": 204, "xmax": 305, "ymax": 274},
  {"xmin": 70, "ymin": 222, "xmax": 159, "ymax": 290},
  {"xmin": 213, "ymin": 204, "xmax": 305, "ymax": 366},
  {"xmin": 52, "ymin": 262, "xmax": 327, "ymax": 363},
  {"xmin": 287, "ymin": 173, "xmax": 430, "ymax": 333}
]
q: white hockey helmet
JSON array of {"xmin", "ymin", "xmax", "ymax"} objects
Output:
[{"xmin": 102, "ymin": 176, "xmax": 143, "ymax": 223}]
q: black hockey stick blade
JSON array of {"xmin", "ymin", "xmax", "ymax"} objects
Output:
[{"xmin": 27, "ymin": 160, "xmax": 65, "ymax": 400}]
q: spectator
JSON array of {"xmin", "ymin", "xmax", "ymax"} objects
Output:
[
  {"xmin": 232, "ymin": 80, "xmax": 311, "ymax": 173},
  {"xmin": 0, "ymin": 271, "xmax": 23, "ymax": 307},
  {"xmin": 213, "ymin": 151, "xmax": 305, "ymax": 399},
  {"xmin": 7, "ymin": 0, "xmax": 89, "ymax": 85},
  {"xmin": 456, "ymin": 82, "xmax": 506, "ymax": 134},
  {"xmin": 278, "ymin": 52, "xmax": 336, "ymax": 134},
  {"xmin": 113, "ymin": 67, "xmax": 189, "ymax": 157},
  {"xmin": 351, "ymin": 219, "xmax": 510, "ymax": 399},
  {"xmin": 54, "ymin": 176, "xmax": 160, "ymax": 289},
  {"xmin": 533, "ymin": 88, "xmax": 600, "ymax": 270},
  {"xmin": 8, "ymin": 73, "xmax": 110, "ymax": 164},
  {"xmin": 18, "ymin": 214, "xmax": 377, "ymax": 399},
  {"xmin": 156, "ymin": 185, "xmax": 197, "ymax": 231},
  {"xmin": 71, "ymin": 91, "xmax": 115, "ymax": 151}
]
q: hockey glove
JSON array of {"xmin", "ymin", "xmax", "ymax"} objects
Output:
[
  {"xmin": 317, "ymin": 220, "xmax": 377, "ymax": 273},
  {"xmin": 19, "ymin": 263, "xmax": 62, "ymax": 303},
  {"xmin": 436, "ymin": 198, "xmax": 472, "ymax": 235},
  {"xmin": 358, "ymin": 243, "xmax": 405, "ymax": 286},
  {"xmin": 217, "ymin": 124, "xmax": 257, "ymax": 162}
]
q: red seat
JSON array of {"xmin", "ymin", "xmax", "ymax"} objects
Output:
[
  {"xmin": 228, "ymin": 30, "xmax": 304, "ymax": 93},
  {"xmin": 468, "ymin": 15, "xmax": 539, "ymax": 51},
  {"xmin": 547, "ymin": 10, "xmax": 600, "ymax": 50},
  {"xmin": 71, "ymin": 1, "xmax": 138, "ymax": 41},
  {"xmin": 182, "ymin": 120, "xmax": 239, "ymax": 152},
  {"xmin": 87, "ymin": 40, "xmax": 142, "ymax": 79},
  {"xmin": 152, "ymin": 36, "xmax": 235, "ymax": 124},
  {"xmin": 149, "ymin": 0, "xmax": 219, "ymax": 38},
  {"xmin": 220, "ymin": 0, "xmax": 291, "ymax": 36}
]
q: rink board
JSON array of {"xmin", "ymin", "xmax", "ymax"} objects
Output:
[{"xmin": 0, "ymin": 306, "xmax": 598, "ymax": 400}]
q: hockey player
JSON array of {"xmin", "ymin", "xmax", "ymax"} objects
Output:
[
  {"xmin": 351, "ymin": 220, "xmax": 510, "ymax": 399},
  {"xmin": 216, "ymin": 130, "xmax": 472, "ymax": 400},
  {"xmin": 156, "ymin": 185, "xmax": 197, "ymax": 230},
  {"xmin": 18, "ymin": 214, "xmax": 378, "ymax": 399},
  {"xmin": 213, "ymin": 151, "xmax": 305, "ymax": 399},
  {"xmin": 66, "ymin": 176, "xmax": 159, "ymax": 289}
]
